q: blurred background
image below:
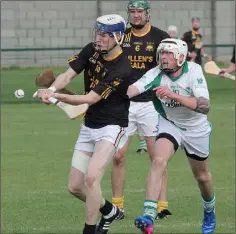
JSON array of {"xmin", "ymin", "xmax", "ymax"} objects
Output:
[{"xmin": 1, "ymin": 0, "xmax": 235, "ymax": 67}]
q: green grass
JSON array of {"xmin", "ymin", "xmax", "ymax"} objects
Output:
[{"xmin": 1, "ymin": 67, "xmax": 235, "ymax": 233}]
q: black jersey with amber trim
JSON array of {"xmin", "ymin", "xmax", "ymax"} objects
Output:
[
  {"xmin": 122, "ymin": 25, "xmax": 169, "ymax": 102},
  {"xmin": 68, "ymin": 43, "xmax": 132, "ymax": 128}
]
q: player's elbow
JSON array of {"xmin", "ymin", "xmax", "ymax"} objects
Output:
[
  {"xmin": 202, "ymin": 105, "xmax": 210, "ymax": 114},
  {"xmin": 194, "ymin": 97, "xmax": 210, "ymax": 114}
]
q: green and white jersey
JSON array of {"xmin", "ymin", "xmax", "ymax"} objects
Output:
[{"xmin": 133, "ymin": 62, "xmax": 210, "ymax": 130}]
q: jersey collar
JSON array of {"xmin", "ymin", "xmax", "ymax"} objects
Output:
[
  {"xmin": 167, "ymin": 62, "xmax": 189, "ymax": 81},
  {"xmin": 182, "ymin": 62, "xmax": 189, "ymax": 73},
  {"xmin": 131, "ymin": 23, "xmax": 151, "ymax": 37},
  {"xmin": 103, "ymin": 49, "xmax": 123, "ymax": 61}
]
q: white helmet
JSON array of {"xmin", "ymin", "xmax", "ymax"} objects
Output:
[
  {"xmin": 157, "ymin": 38, "xmax": 188, "ymax": 67},
  {"xmin": 95, "ymin": 14, "xmax": 126, "ymax": 46}
]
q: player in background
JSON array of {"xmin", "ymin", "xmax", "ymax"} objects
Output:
[
  {"xmin": 110, "ymin": 0, "xmax": 172, "ymax": 223},
  {"xmin": 127, "ymin": 38, "xmax": 216, "ymax": 234},
  {"xmin": 36, "ymin": 14, "xmax": 132, "ymax": 234},
  {"xmin": 167, "ymin": 25, "xmax": 178, "ymax": 39},
  {"xmin": 182, "ymin": 17, "xmax": 211, "ymax": 65},
  {"xmin": 219, "ymin": 46, "xmax": 235, "ymax": 76}
]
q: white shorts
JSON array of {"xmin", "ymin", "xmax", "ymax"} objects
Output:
[
  {"xmin": 156, "ymin": 116, "xmax": 212, "ymax": 160},
  {"xmin": 74, "ymin": 124, "xmax": 127, "ymax": 153},
  {"xmin": 125, "ymin": 101, "xmax": 159, "ymax": 137}
]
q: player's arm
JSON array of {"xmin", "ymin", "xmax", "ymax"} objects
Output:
[
  {"xmin": 37, "ymin": 44, "xmax": 92, "ymax": 104},
  {"xmin": 220, "ymin": 47, "xmax": 236, "ymax": 74},
  {"xmin": 154, "ymin": 87, "xmax": 209, "ymax": 114},
  {"xmin": 127, "ymin": 85, "xmax": 141, "ymax": 98},
  {"xmin": 49, "ymin": 43, "xmax": 92, "ymax": 92},
  {"xmin": 36, "ymin": 67, "xmax": 77, "ymax": 104},
  {"xmin": 55, "ymin": 71, "xmax": 129, "ymax": 105},
  {"xmin": 171, "ymin": 94, "xmax": 209, "ymax": 114},
  {"xmin": 53, "ymin": 90, "xmax": 101, "ymax": 105},
  {"xmin": 49, "ymin": 67, "xmax": 77, "ymax": 92},
  {"xmin": 220, "ymin": 63, "xmax": 236, "ymax": 74},
  {"xmin": 127, "ymin": 68, "xmax": 158, "ymax": 98},
  {"xmin": 200, "ymin": 48, "xmax": 211, "ymax": 61},
  {"xmin": 154, "ymin": 66, "xmax": 210, "ymax": 114},
  {"xmin": 154, "ymin": 86, "xmax": 206, "ymax": 113},
  {"xmin": 185, "ymin": 66, "xmax": 210, "ymax": 114}
]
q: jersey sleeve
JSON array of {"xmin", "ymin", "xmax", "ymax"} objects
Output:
[
  {"xmin": 132, "ymin": 67, "xmax": 160, "ymax": 93},
  {"xmin": 68, "ymin": 43, "xmax": 93, "ymax": 74},
  {"xmin": 191, "ymin": 65, "xmax": 209, "ymax": 100},
  {"xmin": 231, "ymin": 46, "xmax": 235, "ymax": 64},
  {"xmin": 92, "ymin": 71, "xmax": 128, "ymax": 99}
]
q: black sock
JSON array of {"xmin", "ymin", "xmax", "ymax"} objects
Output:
[
  {"xmin": 99, "ymin": 199, "xmax": 114, "ymax": 216},
  {"xmin": 82, "ymin": 223, "xmax": 96, "ymax": 234}
]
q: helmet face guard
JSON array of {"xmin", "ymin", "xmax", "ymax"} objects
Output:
[
  {"xmin": 157, "ymin": 39, "xmax": 188, "ymax": 74},
  {"xmin": 93, "ymin": 15, "xmax": 126, "ymax": 54},
  {"xmin": 127, "ymin": 0, "xmax": 150, "ymax": 29}
]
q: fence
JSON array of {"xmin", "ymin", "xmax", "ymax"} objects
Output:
[{"xmin": 1, "ymin": 0, "xmax": 235, "ymax": 67}]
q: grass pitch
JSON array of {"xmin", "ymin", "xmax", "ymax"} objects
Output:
[{"xmin": 1, "ymin": 67, "xmax": 235, "ymax": 233}]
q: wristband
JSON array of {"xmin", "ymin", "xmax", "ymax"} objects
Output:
[{"xmin": 48, "ymin": 86, "xmax": 56, "ymax": 92}]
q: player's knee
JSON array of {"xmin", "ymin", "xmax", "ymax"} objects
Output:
[
  {"xmin": 68, "ymin": 182, "xmax": 84, "ymax": 196},
  {"xmin": 152, "ymin": 156, "xmax": 167, "ymax": 170},
  {"xmin": 114, "ymin": 150, "xmax": 125, "ymax": 166},
  {"xmin": 85, "ymin": 173, "xmax": 97, "ymax": 189},
  {"xmin": 194, "ymin": 171, "xmax": 212, "ymax": 183}
]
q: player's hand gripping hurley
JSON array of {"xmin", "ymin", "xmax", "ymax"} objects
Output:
[
  {"xmin": 33, "ymin": 89, "xmax": 88, "ymax": 120},
  {"xmin": 204, "ymin": 61, "xmax": 235, "ymax": 80},
  {"xmin": 33, "ymin": 69, "xmax": 88, "ymax": 120}
]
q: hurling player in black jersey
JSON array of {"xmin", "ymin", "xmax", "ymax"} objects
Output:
[
  {"xmin": 36, "ymin": 14, "xmax": 132, "ymax": 234},
  {"xmin": 110, "ymin": 0, "xmax": 172, "ymax": 223},
  {"xmin": 182, "ymin": 17, "xmax": 211, "ymax": 66}
]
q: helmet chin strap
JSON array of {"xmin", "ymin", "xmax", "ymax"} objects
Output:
[
  {"xmin": 96, "ymin": 43, "xmax": 118, "ymax": 55},
  {"xmin": 162, "ymin": 65, "xmax": 182, "ymax": 75}
]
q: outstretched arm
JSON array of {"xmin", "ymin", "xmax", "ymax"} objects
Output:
[
  {"xmin": 35, "ymin": 67, "xmax": 78, "ymax": 104},
  {"xmin": 49, "ymin": 67, "xmax": 77, "ymax": 91},
  {"xmin": 127, "ymin": 68, "xmax": 159, "ymax": 98},
  {"xmin": 53, "ymin": 90, "xmax": 101, "ymax": 105},
  {"xmin": 220, "ymin": 63, "xmax": 236, "ymax": 75}
]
